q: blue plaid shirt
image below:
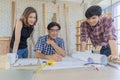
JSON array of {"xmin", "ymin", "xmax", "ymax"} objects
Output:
[{"xmin": 34, "ymin": 35, "xmax": 65, "ymax": 55}]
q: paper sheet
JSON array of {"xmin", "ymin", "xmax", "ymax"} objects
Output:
[
  {"xmin": 13, "ymin": 58, "xmax": 38, "ymax": 66},
  {"xmin": 71, "ymin": 53, "xmax": 108, "ymax": 65},
  {"xmin": 108, "ymin": 62, "xmax": 120, "ymax": 70},
  {"xmin": 39, "ymin": 56, "xmax": 86, "ymax": 70}
]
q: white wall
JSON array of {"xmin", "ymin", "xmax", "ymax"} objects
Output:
[{"xmin": 0, "ymin": 0, "xmax": 12, "ymax": 36}]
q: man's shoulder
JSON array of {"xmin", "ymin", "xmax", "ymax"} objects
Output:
[
  {"xmin": 81, "ymin": 20, "xmax": 87, "ymax": 24},
  {"xmin": 56, "ymin": 37, "xmax": 64, "ymax": 42},
  {"xmin": 38, "ymin": 35, "xmax": 48, "ymax": 41},
  {"xmin": 101, "ymin": 16, "xmax": 113, "ymax": 23},
  {"xmin": 80, "ymin": 20, "xmax": 89, "ymax": 27}
]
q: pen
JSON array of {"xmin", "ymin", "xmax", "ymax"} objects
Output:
[
  {"xmin": 95, "ymin": 67, "xmax": 99, "ymax": 71},
  {"xmin": 91, "ymin": 64, "xmax": 99, "ymax": 71}
]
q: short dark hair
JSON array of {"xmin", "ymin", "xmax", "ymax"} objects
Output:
[
  {"xmin": 47, "ymin": 22, "xmax": 61, "ymax": 30},
  {"xmin": 85, "ymin": 5, "xmax": 102, "ymax": 19}
]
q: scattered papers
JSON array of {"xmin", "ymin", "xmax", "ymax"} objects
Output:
[
  {"xmin": 13, "ymin": 58, "xmax": 38, "ymax": 66},
  {"xmin": 39, "ymin": 56, "xmax": 86, "ymax": 70},
  {"xmin": 108, "ymin": 62, "xmax": 120, "ymax": 70},
  {"xmin": 72, "ymin": 53, "xmax": 108, "ymax": 65}
]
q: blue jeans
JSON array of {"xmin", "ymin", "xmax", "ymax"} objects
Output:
[
  {"xmin": 10, "ymin": 48, "xmax": 28, "ymax": 58},
  {"xmin": 100, "ymin": 44, "xmax": 111, "ymax": 57}
]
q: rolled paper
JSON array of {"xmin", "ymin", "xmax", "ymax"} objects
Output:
[{"xmin": 72, "ymin": 52, "xmax": 108, "ymax": 65}]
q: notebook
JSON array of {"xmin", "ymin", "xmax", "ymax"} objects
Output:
[{"xmin": 13, "ymin": 58, "xmax": 38, "ymax": 66}]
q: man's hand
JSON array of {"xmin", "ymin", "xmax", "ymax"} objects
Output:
[
  {"xmin": 108, "ymin": 54, "xmax": 120, "ymax": 61},
  {"xmin": 46, "ymin": 39, "xmax": 66, "ymax": 57},
  {"xmin": 46, "ymin": 39, "xmax": 54, "ymax": 45},
  {"xmin": 47, "ymin": 53, "xmax": 62, "ymax": 61}
]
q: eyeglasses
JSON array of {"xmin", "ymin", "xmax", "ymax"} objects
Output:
[{"xmin": 50, "ymin": 29, "xmax": 59, "ymax": 32}]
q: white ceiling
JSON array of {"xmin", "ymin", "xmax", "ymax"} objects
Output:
[
  {"xmin": 59, "ymin": 0, "xmax": 120, "ymax": 9},
  {"xmin": 97, "ymin": 0, "xmax": 120, "ymax": 9},
  {"xmin": 59, "ymin": 0, "xmax": 87, "ymax": 3},
  {"xmin": 43, "ymin": 0, "xmax": 120, "ymax": 9},
  {"xmin": 59, "ymin": 0, "xmax": 102, "ymax": 4}
]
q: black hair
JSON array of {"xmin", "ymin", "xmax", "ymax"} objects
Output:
[
  {"xmin": 47, "ymin": 22, "xmax": 61, "ymax": 30},
  {"xmin": 85, "ymin": 5, "xmax": 102, "ymax": 19}
]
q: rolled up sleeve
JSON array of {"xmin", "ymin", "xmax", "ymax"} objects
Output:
[
  {"xmin": 57, "ymin": 39, "xmax": 65, "ymax": 50},
  {"xmin": 104, "ymin": 17, "xmax": 117, "ymax": 41},
  {"xmin": 34, "ymin": 37, "xmax": 43, "ymax": 52},
  {"xmin": 80, "ymin": 22, "xmax": 89, "ymax": 42}
]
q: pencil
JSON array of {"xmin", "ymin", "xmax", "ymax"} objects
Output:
[{"xmin": 35, "ymin": 64, "xmax": 46, "ymax": 73}]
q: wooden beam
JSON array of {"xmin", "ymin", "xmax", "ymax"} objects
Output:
[
  {"xmin": 64, "ymin": 4, "xmax": 69, "ymax": 53},
  {"xmin": 51, "ymin": 13, "xmax": 57, "ymax": 22},
  {"xmin": 11, "ymin": 0, "xmax": 15, "ymax": 33},
  {"xmin": 42, "ymin": 3, "xmax": 47, "ymax": 34},
  {"xmin": 57, "ymin": 4, "xmax": 62, "ymax": 37},
  {"xmin": 66, "ymin": 6, "xmax": 71, "ymax": 53},
  {"xmin": 29, "ymin": 41, "xmax": 32, "ymax": 58}
]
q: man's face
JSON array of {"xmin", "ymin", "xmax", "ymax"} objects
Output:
[
  {"xmin": 48, "ymin": 26, "xmax": 59, "ymax": 40},
  {"xmin": 87, "ymin": 15, "xmax": 99, "ymax": 27}
]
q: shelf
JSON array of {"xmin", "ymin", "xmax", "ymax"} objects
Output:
[
  {"xmin": 0, "ymin": 37, "xmax": 10, "ymax": 54},
  {"xmin": 0, "ymin": 37, "xmax": 10, "ymax": 40},
  {"xmin": 76, "ymin": 19, "xmax": 91, "ymax": 51},
  {"xmin": 76, "ymin": 35, "xmax": 81, "ymax": 36}
]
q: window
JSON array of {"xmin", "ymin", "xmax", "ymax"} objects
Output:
[{"xmin": 116, "ymin": 3, "xmax": 120, "ymax": 54}]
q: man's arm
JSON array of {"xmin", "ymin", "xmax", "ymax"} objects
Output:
[
  {"xmin": 46, "ymin": 39, "xmax": 66, "ymax": 57},
  {"xmin": 108, "ymin": 40, "xmax": 119, "ymax": 60},
  {"xmin": 35, "ymin": 50, "xmax": 62, "ymax": 61},
  {"xmin": 36, "ymin": 50, "xmax": 47, "ymax": 59},
  {"xmin": 80, "ymin": 22, "xmax": 88, "ymax": 51},
  {"xmin": 81, "ymin": 41, "xmax": 87, "ymax": 51},
  {"xmin": 34, "ymin": 37, "xmax": 63, "ymax": 61},
  {"xmin": 104, "ymin": 17, "xmax": 117, "ymax": 43},
  {"xmin": 109, "ymin": 40, "xmax": 118, "ymax": 55},
  {"xmin": 104, "ymin": 17, "xmax": 119, "ymax": 60}
]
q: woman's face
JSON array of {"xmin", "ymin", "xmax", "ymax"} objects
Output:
[{"xmin": 27, "ymin": 12, "xmax": 36, "ymax": 26}]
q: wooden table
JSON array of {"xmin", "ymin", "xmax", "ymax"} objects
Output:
[
  {"xmin": 32, "ymin": 67, "xmax": 120, "ymax": 80},
  {"xmin": 0, "ymin": 59, "xmax": 120, "ymax": 80}
]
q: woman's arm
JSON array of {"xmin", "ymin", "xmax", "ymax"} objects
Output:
[
  {"xmin": 13, "ymin": 20, "xmax": 23, "ymax": 53},
  {"xmin": 30, "ymin": 28, "xmax": 35, "ymax": 46}
]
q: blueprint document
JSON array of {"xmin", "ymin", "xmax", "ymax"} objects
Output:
[
  {"xmin": 13, "ymin": 58, "xmax": 38, "ymax": 66},
  {"xmin": 39, "ymin": 56, "xmax": 86, "ymax": 70},
  {"xmin": 72, "ymin": 53, "xmax": 108, "ymax": 65}
]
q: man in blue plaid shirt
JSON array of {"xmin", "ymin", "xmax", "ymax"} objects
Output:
[{"xmin": 34, "ymin": 22, "xmax": 66, "ymax": 61}]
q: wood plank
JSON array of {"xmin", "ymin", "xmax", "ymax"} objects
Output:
[
  {"xmin": 0, "ymin": 37, "xmax": 10, "ymax": 54},
  {"xmin": 42, "ymin": 3, "xmax": 47, "ymax": 34},
  {"xmin": 11, "ymin": 1, "xmax": 16, "ymax": 32},
  {"xmin": 64, "ymin": 4, "xmax": 69, "ymax": 53}
]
